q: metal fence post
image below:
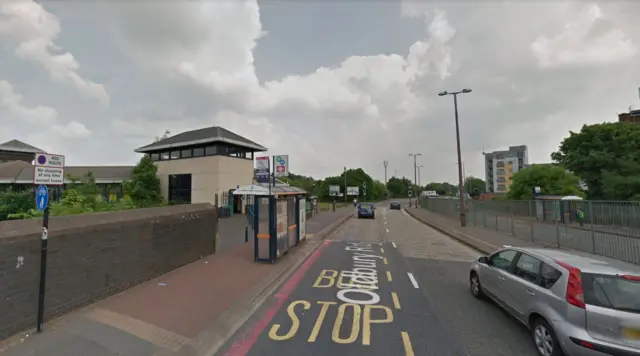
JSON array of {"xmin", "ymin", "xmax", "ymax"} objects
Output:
[
  {"xmin": 555, "ymin": 219, "xmax": 561, "ymax": 247},
  {"xmin": 589, "ymin": 201, "xmax": 596, "ymax": 254},
  {"xmin": 510, "ymin": 202, "xmax": 515, "ymax": 236}
]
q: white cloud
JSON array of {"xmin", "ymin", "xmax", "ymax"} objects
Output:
[
  {"xmin": 530, "ymin": 4, "xmax": 637, "ymax": 68},
  {"xmin": 0, "ymin": 79, "xmax": 57, "ymax": 124},
  {"xmin": 3, "ymin": 0, "xmax": 640, "ymax": 182},
  {"xmin": 0, "ymin": 0, "xmax": 109, "ymax": 106}
]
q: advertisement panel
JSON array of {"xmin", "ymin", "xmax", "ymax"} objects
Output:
[
  {"xmin": 329, "ymin": 185, "xmax": 340, "ymax": 196},
  {"xmin": 346, "ymin": 186, "xmax": 359, "ymax": 196}
]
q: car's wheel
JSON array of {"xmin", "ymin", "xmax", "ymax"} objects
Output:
[
  {"xmin": 469, "ymin": 272, "xmax": 486, "ymax": 299},
  {"xmin": 531, "ymin": 317, "xmax": 564, "ymax": 356}
]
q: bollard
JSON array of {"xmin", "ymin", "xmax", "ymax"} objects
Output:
[{"xmin": 332, "ymin": 200, "xmax": 336, "ymax": 212}]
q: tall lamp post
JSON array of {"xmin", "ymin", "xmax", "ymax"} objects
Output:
[
  {"xmin": 408, "ymin": 153, "xmax": 421, "ymax": 204},
  {"xmin": 383, "ymin": 160, "xmax": 389, "ymax": 199},
  {"xmin": 439, "ymin": 88, "xmax": 472, "ymax": 227}
]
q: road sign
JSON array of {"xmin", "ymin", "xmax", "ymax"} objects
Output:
[
  {"xmin": 255, "ymin": 156, "xmax": 270, "ymax": 183},
  {"xmin": 36, "ymin": 185, "xmax": 49, "ymax": 211},
  {"xmin": 346, "ymin": 186, "xmax": 359, "ymax": 196},
  {"xmin": 33, "ymin": 153, "xmax": 65, "ymax": 185},
  {"xmin": 274, "ymin": 155, "xmax": 289, "ymax": 177},
  {"xmin": 329, "ymin": 185, "xmax": 340, "ymax": 196}
]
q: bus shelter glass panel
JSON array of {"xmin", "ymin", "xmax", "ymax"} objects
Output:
[
  {"xmin": 298, "ymin": 198, "xmax": 306, "ymax": 241},
  {"xmin": 256, "ymin": 197, "xmax": 270, "ymax": 261},
  {"xmin": 287, "ymin": 197, "xmax": 297, "ymax": 247},
  {"xmin": 276, "ymin": 199, "xmax": 289, "ymax": 257}
]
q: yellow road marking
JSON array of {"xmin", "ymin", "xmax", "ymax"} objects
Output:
[
  {"xmin": 401, "ymin": 331, "xmax": 415, "ymax": 355},
  {"xmin": 383, "ymin": 257, "xmax": 388, "ymax": 265},
  {"xmin": 391, "ymin": 292, "xmax": 401, "ymax": 310},
  {"xmin": 386, "ymin": 271, "xmax": 392, "ymax": 282}
]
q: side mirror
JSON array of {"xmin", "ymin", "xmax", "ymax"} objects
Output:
[{"xmin": 477, "ymin": 256, "xmax": 489, "ymax": 264}]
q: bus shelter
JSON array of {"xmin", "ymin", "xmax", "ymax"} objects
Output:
[{"xmin": 233, "ymin": 184, "xmax": 307, "ymax": 263}]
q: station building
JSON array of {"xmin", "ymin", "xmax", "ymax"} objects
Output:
[{"xmin": 0, "ymin": 126, "xmax": 266, "ymax": 214}]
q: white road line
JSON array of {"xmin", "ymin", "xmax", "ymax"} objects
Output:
[
  {"xmin": 386, "ymin": 228, "xmax": 389, "ymax": 233},
  {"xmin": 384, "ymin": 221, "xmax": 387, "ymax": 224},
  {"xmin": 392, "ymin": 242, "xmax": 397, "ymax": 248},
  {"xmin": 407, "ymin": 273, "xmax": 419, "ymax": 289}
]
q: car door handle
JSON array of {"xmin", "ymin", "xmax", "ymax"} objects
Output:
[
  {"xmin": 526, "ymin": 290, "xmax": 535, "ymax": 296},
  {"xmin": 498, "ymin": 276, "xmax": 505, "ymax": 281}
]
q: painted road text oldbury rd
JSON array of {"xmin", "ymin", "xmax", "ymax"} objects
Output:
[{"xmin": 231, "ymin": 239, "xmax": 468, "ymax": 356}]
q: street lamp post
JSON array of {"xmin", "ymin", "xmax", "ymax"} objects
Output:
[
  {"xmin": 383, "ymin": 160, "xmax": 389, "ymax": 199},
  {"xmin": 408, "ymin": 153, "xmax": 421, "ymax": 204},
  {"xmin": 439, "ymin": 88, "xmax": 472, "ymax": 227}
]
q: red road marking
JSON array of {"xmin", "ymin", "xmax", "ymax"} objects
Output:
[{"xmin": 224, "ymin": 240, "xmax": 330, "ymax": 356}]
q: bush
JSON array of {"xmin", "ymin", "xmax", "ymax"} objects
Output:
[{"xmin": 0, "ymin": 188, "xmax": 34, "ymax": 221}]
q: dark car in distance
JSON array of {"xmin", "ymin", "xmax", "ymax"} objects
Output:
[
  {"xmin": 357, "ymin": 203, "xmax": 375, "ymax": 219},
  {"xmin": 390, "ymin": 201, "xmax": 401, "ymax": 210}
]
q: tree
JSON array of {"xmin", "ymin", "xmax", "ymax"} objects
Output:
[
  {"xmin": 155, "ymin": 129, "xmax": 171, "ymax": 142},
  {"xmin": 507, "ymin": 164, "xmax": 585, "ymax": 200},
  {"xmin": 123, "ymin": 155, "xmax": 163, "ymax": 207},
  {"xmin": 551, "ymin": 122, "xmax": 640, "ymax": 200},
  {"xmin": 464, "ymin": 176, "xmax": 485, "ymax": 197},
  {"xmin": 387, "ymin": 176, "xmax": 411, "ymax": 197},
  {"xmin": 0, "ymin": 188, "xmax": 33, "ymax": 220}
]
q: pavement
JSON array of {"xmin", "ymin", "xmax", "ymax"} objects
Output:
[
  {"xmin": 0, "ymin": 207, "xmax": 355, "ymax": 356},
  {"xmin": 409, "ymin": 208, "xmax": 640, "ymax": 265},
  {"xmin": 217, "ymin": 205, "xmax": 540, "ymax": 356}
]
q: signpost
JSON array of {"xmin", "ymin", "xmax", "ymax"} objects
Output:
[
  {"xmin": 273, "ymin": 155, "xmax": 289, "ymax": 177},
  {"xmin": 255, "ymin": 156, "xmax": 270, "ymax": 183},
  {"xmin": 346, "ymin": 186, "xmax": 359, "ymax": 196},
  {"xmin": 33, "ymin": 153, "xmax": 64, "ymax": 333}
]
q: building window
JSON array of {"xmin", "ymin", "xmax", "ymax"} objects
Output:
[
  {"xmin": 193, "ymin": 147, "xmax": 204, "ymax": 157},
  {"xmin": 247, "ymin": 152, "xmax": 253, "ymax": 160},
  {"xmin": 168, "ymin": 174, "xmax": 192, "ymax": 204},
  {"xmin": 497, "ymin": 177, "xmax": 506, "ymax": 183},
  {"xmin": 497, "ymin": 184, "xmax": 506, "ymax": 191},
  {"xmin": 160, "ymin": 152, "xmax": 170, "ymax": 160},
  {"xmin": 205, "ymin": 146, "xmax": 217, "ymax": 156},
  {"xmin": 170, "ymin": 150, "xmax": 180, "ymax": 159},
  {"xmin": 150, "ymin": 153, "xmax": 160, "ymax": 161},
  {"xmin": 496, "ymin": 161, "xmax": 505, "ymax": 167},
  {"xmin": 497, "ymin": 169, "xmax": 505, "ymax": 175},
  {"xmin": 181, "ymin": 149, "xmax": 192, "ymax": 158}
]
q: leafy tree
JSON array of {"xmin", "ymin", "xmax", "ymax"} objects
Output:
[
  {"xmin": 551, "ymin": 122, "xmax": 640, "ymax": 200},
  {"xmin": 123, "ymin": 155, "xmax": 163, "ymax": 207},
  {"xmin": 507, "ymin": 164, "xmax": 585, "ymax": 200},
  {"xmin": 387, "ymin": 176, "xmax": 411, "ymax": 197},
  {"xmin": 155, "ymin": 129, "xmax": 171, "ymax": 142},
  {"xmin": 464, "ymin": 176, "xmax": 485, "ymax": 197}
]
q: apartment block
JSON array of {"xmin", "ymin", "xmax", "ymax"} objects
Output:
[{"xmin": 483, "ymin": 145, "xmax": 528, "ymax": 193}]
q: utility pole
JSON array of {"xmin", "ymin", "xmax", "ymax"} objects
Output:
[
  {"xmin": 439, "ymin": 88, "xmax": 472, "ymax": 227},
  {"xmin": 408, "ymin": 153, "xmax": 421, "ymax": 204},
  {"xmin": 344, "ymin": 166, "xmax": 347, "ymax": 206},
  {"xmin": 383, "ymin": 160, "xmax": 388, "ymax": 199}
]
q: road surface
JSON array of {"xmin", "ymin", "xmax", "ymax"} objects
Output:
[{"xmin": 219, "ymin": 206, "xmax": 539, "ymax": 356}]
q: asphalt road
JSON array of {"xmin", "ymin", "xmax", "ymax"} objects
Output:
[{"xmin": 219, "ymin": 206, "xmax": 539, "ymax": 356}]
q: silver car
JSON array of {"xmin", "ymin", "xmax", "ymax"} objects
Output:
[{"xmin": 469, "ymin": 247, "xmax": 640, "ymax": 356}]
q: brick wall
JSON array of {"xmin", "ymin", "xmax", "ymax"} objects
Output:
[{"xmin": 0, "ymin": 203, "xmax": 217, "ymax": 340}]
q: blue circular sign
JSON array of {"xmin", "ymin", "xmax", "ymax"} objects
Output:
[
  {"xmin": 277, "ymin": 156, "xmax": 285, "ymax": 165},
  {"xmin": 37, "ymin": 155, "xmax": 46, "ymax": 165}
]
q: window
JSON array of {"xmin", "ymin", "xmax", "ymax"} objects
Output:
[
  {"xmin": 497, "ymin": 177, "xmax": 506, "ymax": 183},
  {"xmin": 181, "ymin": 149, "xmax": 192, "ymax": 158},
  {"xmin": 170, "ymin": 150, "xmax": 180, "ymax": 159},
  {"xmin": 247, "ymin": 152, "xmax": 253, "ymax": 160},
  {"xmin": 193, "ymin": 147, "xmax": 204, "ymax": 157},
  {"xmin": 496, "ymin": 169, "xmax": 505, "ymax": 175},
  {"xmin": 160, "ymin": 152, "xmax": 170, "ymax": 160},
  {"xmin": 514, "ymin": 254, "xmax": 541, "ymax": 283},
  {"xmin": 583, "ymin": 273, "xmax": 640, "ymax": 312},
  {"xmin": 205, "ymin": 146, "xmax": 217, "ymax": 156},
  {"xmin": 497, "ymin": 184, "xmax": 506, "ymax": 191},
  {"xmin": 168, "ymin": 174, "xmax": 192, "ymax": 204},
  {"xmin": 489, "ymin": 250, "xmax": 517, "ymax": 271},
  {"xmin": 150, "ymin": 153, "xmax": 160, "ymax": 161},
  {"xmin": 540, "ymin": 264, "xmax": 562, "ymax": 289},
  {"xmin": 496, "ymin": 161, "xmax": 505, "ymax": 167}
]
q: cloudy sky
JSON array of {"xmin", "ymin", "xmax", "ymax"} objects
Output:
[{"xmin": 1, "ymin": 0, "xmax": 639, "ymax": 183}]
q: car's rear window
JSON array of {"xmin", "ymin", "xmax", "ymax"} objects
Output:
[
  {"xmin": 359, "ymin": 204, "xmax": 372, "ymax": 210},
  {"xmin": 583, "ymin": 273, "xmax": 640, "ymax": 313}
]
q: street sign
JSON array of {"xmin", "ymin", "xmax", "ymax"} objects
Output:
[
  {"xmin": 255, "ymin": 156, "xmax": 270, "ymax": 183},
  {"xmin": 36, "ymin": 185, "xmax": 49, "ymax": 211},
  {"xmin": 346, "ymin": 186, "xmax": 359, "ymax": 196},
  {"xmin": 274, "ymin": 155, "xmax": 289, "ymax": 177},
  {"xmin": 33, "ymin": 153, "xmax": 65, "ymax": 185},
  {"xmin": 329, "ymin": 185, "xmax": 340, "ymax": 196}
]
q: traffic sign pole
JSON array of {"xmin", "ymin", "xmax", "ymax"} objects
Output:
[{"xmin": 37, "ymin": 205, "xmax": 49, "ymax": 332}]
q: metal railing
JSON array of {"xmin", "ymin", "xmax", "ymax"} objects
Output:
[{"xmin": 420, "ymin": 197, "xmax": 640, "ymax": 265}]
